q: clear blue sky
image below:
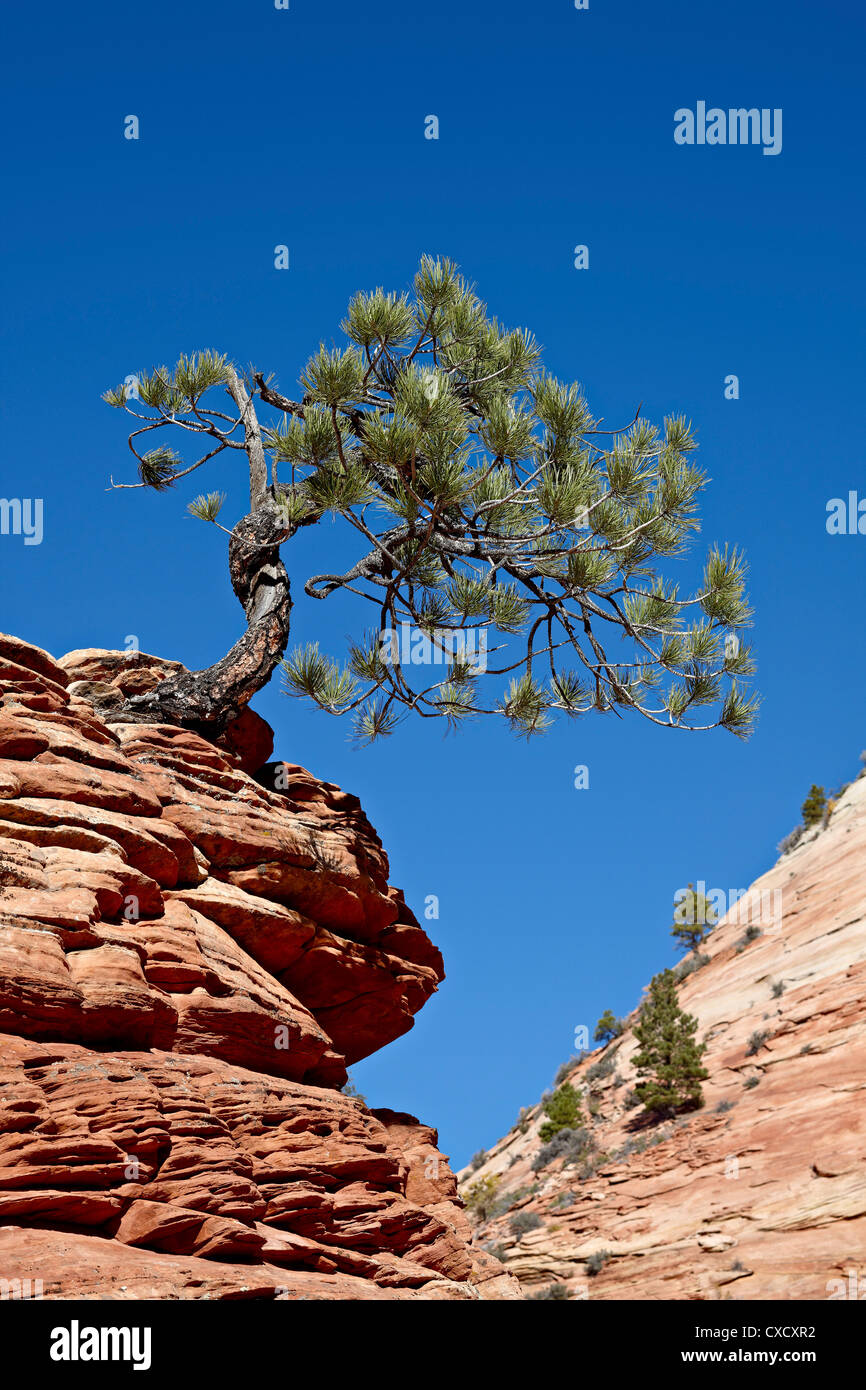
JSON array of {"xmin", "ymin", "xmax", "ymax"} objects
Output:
[{"xmin": 1, "ymin": 0, "xmax": 863, "ymax": 1167}]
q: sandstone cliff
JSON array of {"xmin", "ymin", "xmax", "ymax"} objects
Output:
[
  {"xmin": 0, "ymin": 633, "xmax": 518, "ymax": 1300},
  {"xmin": 460, "ymin": 771, "xmax": 866, "ymax": 1300}
]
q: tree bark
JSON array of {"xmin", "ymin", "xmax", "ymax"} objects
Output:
[{"xmin": 105, "ymin": 499, "xmax": 295, "ymax": 734}]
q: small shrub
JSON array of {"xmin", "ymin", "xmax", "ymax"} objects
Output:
[
  {"xmin": 577, "ymin": 1150, "xmax": 609, "ymax": 1181},
  {"xmin": 529, "ymin": 1282, "xmax": 571, "ymax": 1300},
  {"xmin": 533, "ymin": 1127, "xmax": 594, "ymax": 1173},
  {"xmin": 539, "ymin": 1083, "xmax": 583, "ymax": 1142},
  {"xmin": 800, "ymin": 1043, "xmax": 813, "ymax": 1055},
  {"xmin": 744, "ymin": 1076, "xmax": 760, "ymax": 1089},
  {"xmin": 550, "ymin": 1192, "xmax": 575, "ymax": 1210},
  {"xmin": 771, "ymin": 980, "xmax": 785, "ymax": 998},
  {"xmin": 585, "ymin": 1249, "xmax": 612, "ymax": 1276},
  {"xmin": 777, "ymin": 825, "xmax": 803, "ymax": 857},
  {"xmin": 801, "ymin": 784, "xmax": 826, "ymax": 828},
  {"xmin": 731, "ymin": 1259, "xmax": 745, "ymax": 1272},
  {"xmin": 623, "ymin": 1088, "xmax": 641, "ymax": 1110},
  {"xmin": 593, "ymin": 1011, "xmax": 624, "ymax": 1045},
  {"xmin": 587, "ymin": 1096, "xmax": 601, "ymax": 1117},
  {"xmin": 469, "ymin": 1149, "xmax": 487, "ymax": 1172},
  {"xmin": 735, "ymin": 926, "xmax": 762, "ymax": 952},
  {"xmin": 746, "ymin": 1030, "xmax": 769, "ymax": 1056},
  {"xmin": 509, "ymin": 1210, "xmax": 543, "ymax": 1237},
  {"xmin": 485, "ymin": 1241, "xmax": 508, "ymax": 1262},
  {"xmin": 671, "ymin": 882, "xmax": 718, "ymax": 954},
  {"xmin": 715, "ymin": 1099, "xmax": 735, "ymax": 1114},
  {"xmin": 463, "ymin": 1174, "xmax": 501, "ymax": 1220},
  {"xmin": 673, "ymin": 951, "xmax": 710, "ymax": 981},
  {"xmin": 586, "ymin": 1052, "xmax": 617, "ymax": 1084},
  {"xmin": 554, "ymin": 1056, "xmax": 580, "ymax": 1087}
]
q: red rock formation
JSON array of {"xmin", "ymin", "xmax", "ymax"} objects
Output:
[
  {"xmin": 459, "ymin": 772, "xmax": 866, "ymax": 1300},
  {"xmin": 0, "ymin": 633, "xmax": 519, "ymax": 1300}
]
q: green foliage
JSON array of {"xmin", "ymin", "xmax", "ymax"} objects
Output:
[
  {"xmin": 594, "ymin": 1010, "xmax": 624, "ymax": 1045},
  {"xmin": 188, "ymin": 491, "xmax": 226, "ymax": 523},
  {"xmin": 632, "ymin": 969, "xmax": 708, "ymax": 1115},
  {"xmin": 462, "ymin": 1174, "xmax": 501, "ymax": 1221},
  {"xmin": 138, "ymin": 446, "xmax": 182, "ymax": 490},
  {"xmin": 105, "ymin": 259, "xmax": 758, "ymax": 743},
  {"xmin": 469, "ymin": 1150, "xmax": 487, "ymax": 1173},
  {"xmin": 746, "ymin": 1030, "xmax": 769, "ymax": 1056},
  {"xmin": 801, "ymin": 784, "xmax": 826, "ymax": 828},
  {"xmin": 539, "ymin": 1083, "xmax": 583, "ymax": 1142},
  {"xmin": 671, "ymin": 882, "xmax": 719, "ymax": 954},
  {"xmin": 585, "ymin": 1250, "xmax": 612, "ymax": 1276}
]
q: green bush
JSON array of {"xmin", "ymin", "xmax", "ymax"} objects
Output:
[
  {"xmin": 539, "ymin": 1083, "xmax": 583, "ymax": 1142},
  {"xmin": 585, "ymin": 1250, "xmax": 612, "ymax": 1276},
  {"xmin": 632, "ymin": 969, "xmax": 708, "ymax": 1115},
  {"xmin": 801, "ymin": 784, "xmax": 826, "ymax": 828},
  {"xmin": 671, "ymin": 882, "xmax": 718, "ymax": 954},
  {"xmin": 746, "ymin": 1030, "xmax": 769, "ymax": 1056},
  {"xmin": 463, "ymin": 1174, "xmax": 501, "ymax": 1221},
  {"xmin": 593, "ymin": 1011, "xmax": 624, "ymax": 1045}
]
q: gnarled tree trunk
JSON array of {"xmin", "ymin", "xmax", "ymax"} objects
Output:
[{"xmin": 106, "ymin": 373, "xmax": 296, "ymax": 735}]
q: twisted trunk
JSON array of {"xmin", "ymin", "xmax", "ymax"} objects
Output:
[
  {"xmin": 106, "ymin": 373, "xmax": 295, "ymax": 735},
  {"xmin": 105, "ymin": 502, "xmax": 294, "ymax": 734}
]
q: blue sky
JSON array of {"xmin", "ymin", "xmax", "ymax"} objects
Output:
[{"xmin": 1, "ymin": 0, "xmax": 864, "ymax": 1167}]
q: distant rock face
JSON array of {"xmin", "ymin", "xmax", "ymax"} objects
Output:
[
  {"xmin": 0, "ymin": 633, "xmax": 519, "ymax": 1300},
  {"xmin": 460, "ymin": 774, "xmax": 866, "ymax": 1301}
]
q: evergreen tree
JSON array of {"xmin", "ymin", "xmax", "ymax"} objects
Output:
[
  {"xmin": 632, "ymin": 969, "xmax": 708, "ymax": 1115},
  {"xmin": 104, "ymin": 257, "xmax": 756, "ymax": 741},
  {"xmin": 671, "ymin": 882, "xmax": 718, "ymax": 954},
  {"xmin": 539, "ymin": 1083, "xmax": 583, "ymax": 1142},
  {"xmin": 593, "ymin": 1010, "xmax": 624, "ymax": 1044},
  {"xmin": 801, "ymin": 785, "xmax": 826, "ymax": 828}
]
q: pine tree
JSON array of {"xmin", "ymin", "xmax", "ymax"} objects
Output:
[
  {"xmin": 671, "ymin": 882, "xmax": 718, "ymax": 953},
  {"xmin": 539, "ymin": 1083, "xmax": 583, "ymax": 1142},
  {"xmin": 632, "ymin": 969, "xmax": 708, "ymax": 1115},
  {"xmin": 801, "ymin": 785, "xmax": 826, "ymax": 828},
  {"xmin": 593, "ymin": 1010, "xmax": 624, "ymax": 1044},
  {"xmin": 103, "ymin": 257, "xmax": 757, "ymax": 741}
]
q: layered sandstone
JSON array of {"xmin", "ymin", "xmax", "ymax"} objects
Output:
[
  {"xmin": 460, "ymin": 772, "xmax": 866, "ymax": 1300},
  {"xmin": 0, "ymin": 633, "xmax": 518, "ymax": 1300}
]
